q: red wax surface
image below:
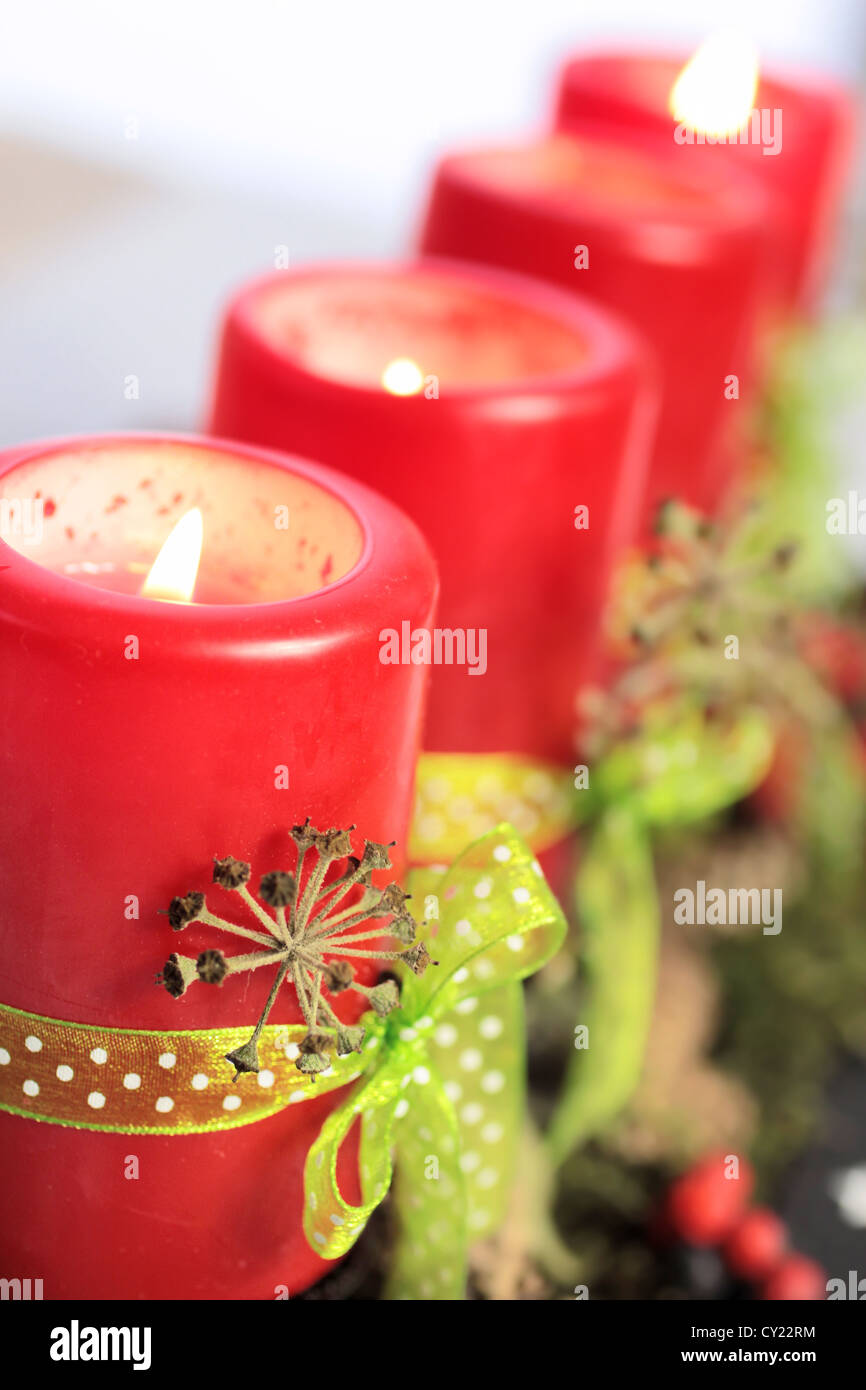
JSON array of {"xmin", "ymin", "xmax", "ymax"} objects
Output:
[
  {"xmin": 554, "ymin": 50, "xmax": 856, "ymax": 315},
  {"xmin": 419, "ymin": 132, "xmax": 770, "ymax": 519},
  {"xmin": 209, "ymin": 259, "xmax": 656, "ymax": 762},
  {"xmin": 0, "ymin": 433, "xmax": 437, "ymax": 1299}
]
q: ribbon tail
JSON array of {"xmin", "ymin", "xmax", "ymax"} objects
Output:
[
  {"xmin": 547, "ymin": 806, "xmax": 659, "ymax": 1166},
  {"xmin": 426, "ymin": 979, "xmax": 525, "ymax": 1243},
  {"xmin": 384, "ymin": 1061, "xmax": 467, "ymax": 1300},
  {"xmin": 303, "ymin": 1056, "xmax": 405, "ymax": 1261}
]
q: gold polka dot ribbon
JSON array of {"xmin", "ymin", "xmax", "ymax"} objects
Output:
[
  {"xmin": 0, "ymin": 1009, "xmax": 379, "ymax": 1134},
  {"xmin": 411, "ymin": 752, "xmax": 575, "ymax": 863},
  {"xmin": 302, "ymin": 824, "xmax": 566, "ymax": 1299}
]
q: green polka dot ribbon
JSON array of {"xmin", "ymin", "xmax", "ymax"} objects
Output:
[{"xmin": 302, "ymin": 823, "xmax": 566, "ymax": 1298}]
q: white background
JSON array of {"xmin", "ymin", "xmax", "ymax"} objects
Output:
[{"xmin": 0, "ymin": 1, "xmax": 863, "ymax": 443}]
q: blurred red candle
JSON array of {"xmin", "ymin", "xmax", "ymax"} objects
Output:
[
  {"xmin": 209, "ymin": 259, "xmax": 656, "ymax": 763},
  {"xmin": 555, "ymin": 36, "xmax": 856, "ymax": 316},
  {"xmin": 420, "ymin": 130, "xmax": 769, "ymax": 518},
  {"xmin": 0, "ymin": 433, "xmax": 436, "ymax": 1299}
]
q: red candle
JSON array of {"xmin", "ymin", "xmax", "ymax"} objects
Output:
[
  {"xmin": 0, "ymin": 433, "xmax": 437, "ymax": 1299},
  {"xmin": 554, "ymin": 42, "xmax": 856, "ymax": 316},
  {"xmin": 208, "ymin": 259, "xmax": 655, "ymax": 763},
  {"xmin": 419, "ymin": 130, "xmax": 769, "ymax": 518}
]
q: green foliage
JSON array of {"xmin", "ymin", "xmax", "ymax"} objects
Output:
[
  {"xmin": 549, "ymin": 709, "xmax": 774, "ymax": 1166},
  {"xmin": 743, "ymin": 318, "xmax": 866, "ymax": 605},
  {"xmin": 709, "ymin": 710, "xmax": 866, "ymax": 1185}
]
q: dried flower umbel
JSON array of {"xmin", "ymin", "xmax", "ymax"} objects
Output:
[
  {"xmin": 157, "ymin": 822, "xmax": 435, "ymax": 1079},
  {"xmin": 579, "ymin": 498, "xmax": 836, "ymax": 759}
]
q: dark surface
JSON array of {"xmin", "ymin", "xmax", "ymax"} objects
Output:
[{"xmin": 780, "ymin": 1055, "xmax": 866, "ymax": 1283}]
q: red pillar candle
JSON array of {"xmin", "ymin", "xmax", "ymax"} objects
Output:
[
  {"xmin": 208, "ymin": 259, "xmax": 655, "ymax": 764},
  {"xmin": 554, "ymin": 44, "xmax": 856, "ymax": 316},
  {"xmin": 419, "ymin": 131, "xmax": 769, "ymax": 517},
  {"xmin": 0, "ymin": 433, "xmax": 437, "ymax": 1299}
]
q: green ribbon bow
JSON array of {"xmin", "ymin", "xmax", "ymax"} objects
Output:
[{"xmin": 303, "ymin": 823, "xmax": 565, "ymax": 1299}]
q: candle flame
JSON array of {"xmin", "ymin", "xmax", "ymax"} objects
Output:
[
  {"xmin": 382, "ymin": 358, "xmax": 424, "ymax": 396},
  {"xmin": 669, "ymin": 31, "xmax": 760, "ymax": 137},
  {"xmin": 141, "ymin": 508, "xmax": 203, "ymax": 602}
]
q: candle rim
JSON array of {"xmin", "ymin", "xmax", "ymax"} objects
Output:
[
  {"xmin": 435, "ymin": 126, "xmax": 770, "ymax": 235},
  {"xmin": 227, "ymin": 256, "xmax": 647, "ymax": 404},
  {"xmin": 0, "ymin": 432, "xmax": 432, "ymax": 629},
  {"xmin": 557, "ymin": 46, "xmax": 857, "ymax": 119}
]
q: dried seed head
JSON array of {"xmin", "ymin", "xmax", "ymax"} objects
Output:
[
  {"xmin": 290, "ymin": 819, "xmax": 319, "ymax": 852},
  {"xmin": 224, "ymin": 1038, "xmax": 260, "ymax": 1078},
  {"xmin": 402, "ymin": 942, "xmax": 435, "ymax": 976},
  {"xmin": 322, "ymin": 960, "xmax": 355, "ymax": 993},
  {"xmin": 158, "ymin": 823, "xmax": 427, "ymax": 1082},
  {"xmin": 296, "ymin": 1050, "xmax": 332, "ymax": 1076},
  {"xmin": 389, "ymin": 915, "xmax": 417, "ymax": 945},
  {"xmin": 772, "ymin": 541, "xmax": 798, "ymax": 570},
  {"xmin": 160, "ymin": 952, "xmax": 198, "ymax": 998},
  {"xmin": 296, "ymin": 1031, "xmax": 333, "ymax": 1075},
  {"xmin": 212, "ymin": 856, "xmax": 251, "ymax": 890},
  {"xmin": 381, "ymin": 883, "xmax": 411, "ymax": 914},
  {"xmin": 196, "ymin": 948, "xmax": 228, "ymax": 985},
  {"xmin": 336, "ymin": 1024, "xmax": 366, "ymax": 1056},
  {"xmin": 259, "ymin": 870, "xmax": 295, "ymax": 907},
  {"xmin": 314, "ymin": 827, "xmax": 354, "ymax": 861},
  {"xmin": 299, "ymin": 1030, "xmax": 333, "ymax": 1056},
  {"xmin": 368, "ymin": 980, "xmax": 400, "ymax": 1016},
  {"xmin": 361, "ymin": 840, "xmax": 396, "ymax": 871},
  {"xmin": 168, "ymin": 891, "xmax": 205, "ymax": 930}
]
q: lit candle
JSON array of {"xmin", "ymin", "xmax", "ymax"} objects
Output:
[
  {"xmin": 0, "ymin": 432, "xmax": 437, "ymax": 1298},
  {"xmin": 419, "ymin": 128, "xmax": 770, "ymax": 518},
  {"xmin": 208, "ymin": 259, "xmax": 656, "ymax": 763},
  {"xmin": 554, "ymin": 35, "xmax": 856, "ymax": 316}
]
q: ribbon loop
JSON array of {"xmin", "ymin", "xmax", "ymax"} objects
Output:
[
  {"xmin": 302, "ymin": 823, "xmax": 567, "ymax": 1294},
  {"xmin": 405, "ymin": 823, "xmax": 565, "ymax": 1019},
  {"xmin": 303, "ymin": 1044, "xmax": 416, "ymax": 1260}
]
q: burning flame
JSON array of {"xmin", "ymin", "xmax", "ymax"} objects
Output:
[
  {"xmin": 141, "ymin": 507, "xmax": 203, "ymax": 602},
  {"xmin": 669, "ymin": 31, "xmax": 759, "ymax": 137},
  {"xmin": 382, "ymin": 358, "xmax": 424, "ymax": 396}
]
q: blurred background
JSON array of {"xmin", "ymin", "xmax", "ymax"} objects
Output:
[{"xmin": 0, "ymin": 0, "xmax": 864, "ymax": 442}]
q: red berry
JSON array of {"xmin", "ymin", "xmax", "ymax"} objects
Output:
[
  {"xmin": 665, "ymin": 1153, "xmax": 755, "ymax": 1246},
  {"xmin": 801, "ymin": 617, "xmax": 866, "ymax": 705},
  {"xmin": 724, "ymin": 1207, "xmax": 787, "ymax": 1281},
  {"xmin": 761, "ymin": 1255, "xmax": 826, "ymax": 1301}
]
